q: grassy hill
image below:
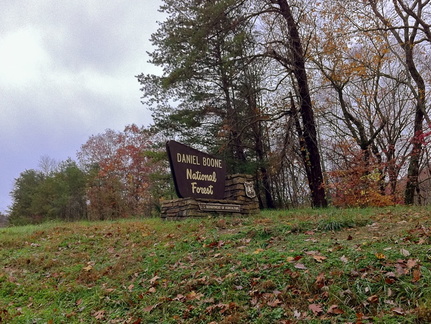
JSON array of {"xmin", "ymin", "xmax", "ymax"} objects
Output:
[{"xmin": 1, "ymin": 207, "xmax": 431, "ymax": 323}]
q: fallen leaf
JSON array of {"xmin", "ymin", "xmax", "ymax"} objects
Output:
[
  {"xmin": 340, "ymin": 255, "xmax": 349, "ymax": 263},
  {"xmin": 308, "ymin": 303, "xmax": 323, "ymax": 316},
  {"xmin": 203, "ymin": 297, "xmax": 215, "ymax": 303},
  {"xmin": 186, "ymin": 291, "xmax": 204, "ymax": 301},
  {"xmin": 149, "ymin": 275, "xmax": 160, "ymax": 285},
  {"xmin": 143, "ymin": 305, "xmax": 155, "ymax": 312},
  {"xmin": 253, "ymin": 248, "xmax": 264, "ymax": 254},
  {"xmin": 385, "ymin": 271, "xmax": 397, "ymax": 279},
  {"xmin": 83, "ymin": 264, "xmax": 93, "ymax": 272},
  {"xmin": 407, "ymin": 259, "xmax": 418, "ymax": 270},
  {"xmin": 315, "ymin": 272, "xmax": 326, "ymax": 288},
  {"xmin": 173, "ymin": 294, "xmax": 185, "ymax": 301},
  {"xmin": 294, "ymin": 263, "xmax": 307, "ymax": 270},
  {"xmin": 385, "ymin": 273, "xmax": 396, "ymax": 284},
  {"xmin": 356, "ymin": 313, "xmax": 370, "ymax": 321},
  {"xmin": 93, "ymin": 310, "xmax": 105, "ymax": 320},
  {"xmin": 367, "ymin": 295, "xmax": 379, "ymax": 303},
  {"xmin": 400, "ymin": 249, "xmax": 410, "ymax": 257},
  {"xmin": 313, "ymin": 255, "xmax": 327, "ymax": 263},
  {"xmin": 392, "ymin": 307, "xmax": 405, "ymax": 315},
  {"xmin": 375, "ymin": 253, "xmax": 386, "ymax": 260},
  {"xmin": 412, "ymin": 268, "xmax": 421, "ymax": 282},
  {"xmin": 327, "ymin": 304, "xmax": 344, "ymax": 315},
  {"xmin": 267, "ymin": 299, "xmax": 282, "ymax": 307}
]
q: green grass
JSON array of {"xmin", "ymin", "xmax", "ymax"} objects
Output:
[{"xmin": 1, "ymin": 206, "xmax": 431, "ymax": 323}]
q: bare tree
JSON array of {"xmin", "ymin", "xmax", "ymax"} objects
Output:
[
  {"xmin": 368, "ymin": 0, "xmax": 431, "ymax": 204},
  {"xmin": 38, "ymin": 155, "xmax": 58, "ymax": 176}
]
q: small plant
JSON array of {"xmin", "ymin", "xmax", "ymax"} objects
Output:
[
  {"xmin": 326, "ymin": 147, "xmax": 396, "ymax": 208},
  {"xmin": 317, "ymin": 218, "xmax": 352, "ymax": 231},
  {"xmin": 316, "ymin": 211, "xmax": 370, "ymax": 231}
]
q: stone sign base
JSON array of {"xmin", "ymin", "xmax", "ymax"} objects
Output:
[{"xmin": 161, "ymin": 174, "xmax": 259, "ymax": 220}]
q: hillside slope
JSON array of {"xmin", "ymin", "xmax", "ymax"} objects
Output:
[{"xmin": 1, "ymin": 207, "xmax": 431, "ymax": 323}]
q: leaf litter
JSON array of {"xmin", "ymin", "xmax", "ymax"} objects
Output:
[{"xmin": 1, "ymin": 207, "xmax": 431, "ymax": 322}]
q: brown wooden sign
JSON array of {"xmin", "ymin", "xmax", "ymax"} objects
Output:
[{"xmin": 166, "ymin": 141, "xmax": 226, "ymax": 199}]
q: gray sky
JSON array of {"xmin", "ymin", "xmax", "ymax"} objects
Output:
[{"xmin": 0, "ymin": 1, "xmax": 164, "ymax": 213}]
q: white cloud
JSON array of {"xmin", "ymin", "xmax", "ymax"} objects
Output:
[
  {"xmin": 0, "ymin": 0, "xmax": 165, "ymax": 212},
  {"xmin": 0, "ymin": 27, "xmax": 50, "ymax": 86}
]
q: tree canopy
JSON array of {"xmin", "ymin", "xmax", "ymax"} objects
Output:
[{"xmin": 138, "ymin": 0, "xmax": 431, "ymax": 208}]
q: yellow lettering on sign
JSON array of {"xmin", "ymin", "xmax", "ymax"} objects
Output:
[
  {"xmin": 186, "ymin": 169, "xmax": 217, "ymax": 182},
  {"xmin": 202, "ymin": 157, "xmax": 222, "ymax": 168},
  {"xmin": 191, "ymin": 182, "xmax": 214, "ymax": 195},
  {"xmin": 176, "ymin": 153, "xmax": 200, "ymax": 165}
]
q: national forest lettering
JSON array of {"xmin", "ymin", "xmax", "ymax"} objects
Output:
[
  {"xmin": 167, "ymin": 141, "xmax": 226, "ymax": 199},
  {"xmin": 176, "ymin": 153, "xmax": 222, "ymax": 196}
]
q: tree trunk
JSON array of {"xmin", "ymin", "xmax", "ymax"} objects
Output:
[
  {"xmin": 403, "ymin": 35, "xmax": 426, "ymax": 204},
  {"xmin": 277, "ymin": 0, "xmax": 327, "ymax": 207},
  {"xmin": 405, "ymin": 108, "xmax": 424, "ymax": 204}
]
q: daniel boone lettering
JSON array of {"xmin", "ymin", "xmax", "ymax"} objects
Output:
[{"xmin": 176, "ymin": 153, "xmax": 222, "ymax": 168}]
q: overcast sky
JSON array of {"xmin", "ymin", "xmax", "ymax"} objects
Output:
[{"xmin": 0, "ymin": 1, "xmax": 165, "ymax": 213}]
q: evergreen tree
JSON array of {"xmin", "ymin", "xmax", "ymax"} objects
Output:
[{"xmin": 138, "ymin": 0, "xmax": 277, "ymax": 207}]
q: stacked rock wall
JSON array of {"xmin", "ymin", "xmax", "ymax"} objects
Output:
[{"xmin": 161, "ymin": 174, "xmax": 259, "ymax": 220}]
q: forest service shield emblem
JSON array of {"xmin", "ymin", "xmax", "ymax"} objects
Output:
[{"xmin": 244, "ymin": 181, "xmax": 256, "ymax": 199}]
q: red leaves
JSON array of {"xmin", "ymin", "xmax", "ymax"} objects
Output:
[
  {"xmin": 77, "ymin": 125, "xmax": 162, "ymax": 219},
  {"xmin": 326, "ymin": 147, "xmax": 396, "ymax": 208}
]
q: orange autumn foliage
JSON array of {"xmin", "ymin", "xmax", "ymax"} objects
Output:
[{"xmin": 326, "ymin": 149, "xmax": 396, "ymax": 208}]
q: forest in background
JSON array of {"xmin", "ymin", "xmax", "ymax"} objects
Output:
[{"xmin": 5, "ymin": 0, "xmax": 431, "ymax": 225}]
